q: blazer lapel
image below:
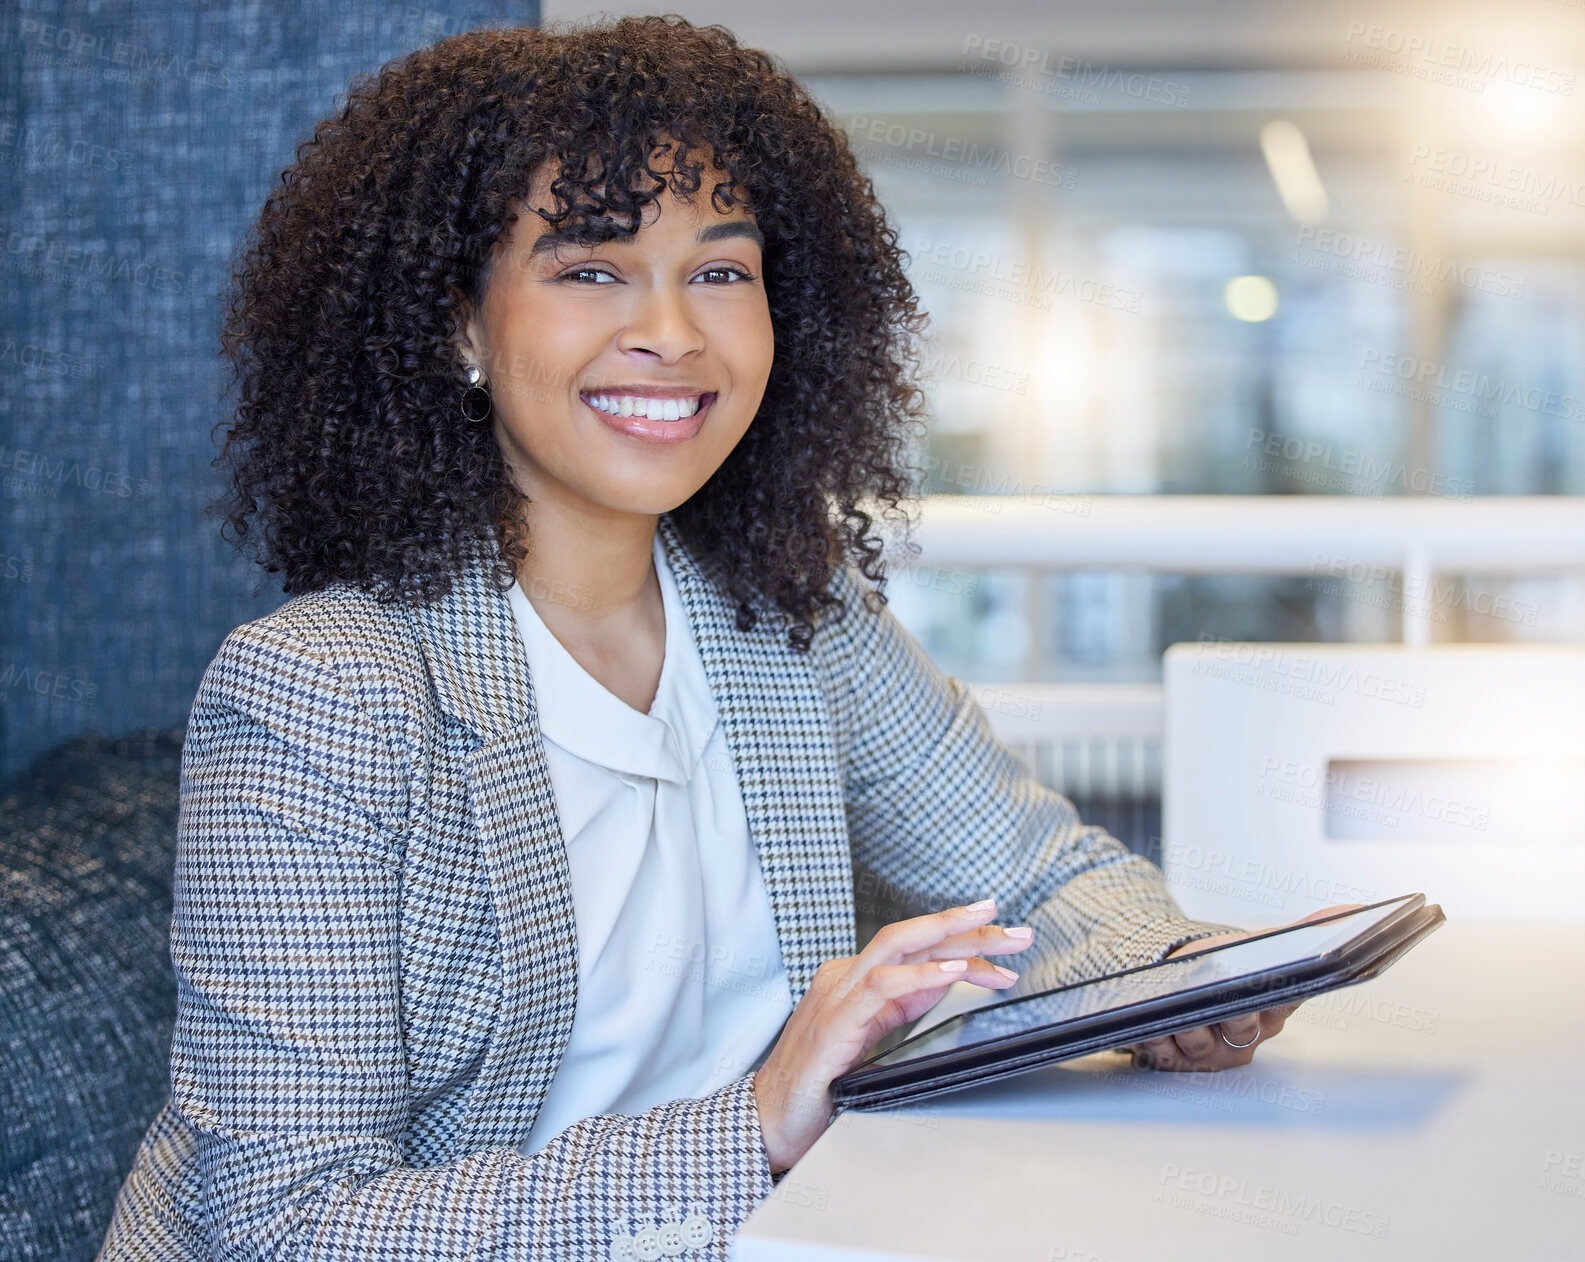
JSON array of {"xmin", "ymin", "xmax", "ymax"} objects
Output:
[
  {"xmin": 405, "ymin": 514, "xmax": 855, "ymax": 1150},
  {"xmin": 406, "ymin": 532, "xmax": 580, "ymax": 1151},
  {"xmin": 654, "ymin": 513, "xmax": 856, "ymax": 1005}
]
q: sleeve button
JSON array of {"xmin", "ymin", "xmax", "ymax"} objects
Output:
[
  {"xmin": 633, "ymin": 1225, "xmax": 663, "ymax": 1261},
  {"xmin": 657, "ymin": 1220, "xmax": 687, "ymax": 1256},
  {"xmin": 609, "ymin": 1234, "xmax": 638, "ymax": 1262},
  {"xmin": 681, "ymin": 1213, "xmax": 712, "ymax": 1247}
]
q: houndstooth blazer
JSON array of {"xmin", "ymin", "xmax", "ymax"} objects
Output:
[{"xmin": 97, "ymin": 510, "xmax": 1235, "ymax": 1262}]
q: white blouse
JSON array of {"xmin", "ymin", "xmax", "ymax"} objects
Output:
[{"xmin": 509, "ymin": 532, "xmax": 795, "ymax": 1156}]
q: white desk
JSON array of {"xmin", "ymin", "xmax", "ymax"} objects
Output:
[{"xmin": 733, "ymin": 921, "xmax": 1585, "ymax": 1261}]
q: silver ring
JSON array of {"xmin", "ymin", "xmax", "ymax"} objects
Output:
[{"xmin": 1219, "ymin": 1024, "xmax": 1260, "ymax": 1049}]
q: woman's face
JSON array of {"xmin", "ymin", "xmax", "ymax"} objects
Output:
[{"xmin": 454, "ymin": 157, "xmax": 774, "ymax": 524}]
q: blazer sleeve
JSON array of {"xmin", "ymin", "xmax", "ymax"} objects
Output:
[
  {"xmin": 165, "ymin": 622, "xmax": 772, "ymax": 1262},
  {"xmin": 814, "ymin": 560, "xmax": 1243, "ymax": 994}
]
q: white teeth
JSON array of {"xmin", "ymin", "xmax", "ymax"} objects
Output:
[{"xmin": 585, "ymin": 393, "xmax": 704, "ymax": 420}]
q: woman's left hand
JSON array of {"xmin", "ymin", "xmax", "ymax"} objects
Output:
[{"xmin": 1125, "ymin": 903, "xmax": 1365, "ymax": 1071}]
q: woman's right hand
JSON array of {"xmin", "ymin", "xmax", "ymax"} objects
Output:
[{"xmin": 751, "ymin": 897, "xmax": 1034, "ymax": 1173}]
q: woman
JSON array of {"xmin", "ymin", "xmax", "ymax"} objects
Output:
[{"xmin": 99, "ymin": 15, "xmax": 1338, "ymax": 1261}]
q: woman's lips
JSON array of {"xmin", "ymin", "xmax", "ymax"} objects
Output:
[{"xmin": 581, "ymin": 392, "xmax": 716, "ymax": 444}]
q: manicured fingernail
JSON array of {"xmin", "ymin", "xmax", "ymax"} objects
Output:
[
  {"xmin": 939, "ymin": 959, "xmax": 969, "ymax": 973},
  {"xmin": 1002, "ymin": 926, "xmax": 1032, "ymax": 939},
  {"xmin": 964, "ymin": 898, "xmax": 996, "ymax": 914},
  {"xmin": 993, "ymin": 965, "xmax": 1019, "ymax": 981}
]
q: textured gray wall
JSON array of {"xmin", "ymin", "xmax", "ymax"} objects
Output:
[{"xmin": 1, "ymin": 1, "xmax": 541, "ymax": 786}]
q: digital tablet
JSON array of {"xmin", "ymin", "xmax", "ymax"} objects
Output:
[{"xmin": 831, "ymin": 892, "xmax": 1445, "ymax": 1110}]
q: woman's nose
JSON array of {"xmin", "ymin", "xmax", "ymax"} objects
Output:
[{"xmin": 616, "ymin": 283, "xmax": 707, "ymax": 360}]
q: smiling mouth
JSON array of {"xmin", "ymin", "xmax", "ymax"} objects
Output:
[{"xmin": 580, "ymin": 391, "xmax": 716, "ymax": 421}]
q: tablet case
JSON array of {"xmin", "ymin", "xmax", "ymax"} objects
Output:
[{"xmin": 832, "ymin": 894, "xmax": 1445, "ymax": 1110}]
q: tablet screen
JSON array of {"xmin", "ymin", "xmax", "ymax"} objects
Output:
[{"xmin": 865, "ymin": 896, "xmax": 1416, "ymax": 1070}]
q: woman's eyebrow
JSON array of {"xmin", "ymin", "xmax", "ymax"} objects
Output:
[
  {"xmin": 695, "ymin": 222, "xmax": 764, "ymax": 250},
  {"xmin": 528, "ymin": 220, "xmax": 764, "ymax": 257}
]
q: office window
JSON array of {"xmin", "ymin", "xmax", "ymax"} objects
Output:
[{"xmin": 813, "ymin": 70, "xmax": 1585, "ymax": 677}]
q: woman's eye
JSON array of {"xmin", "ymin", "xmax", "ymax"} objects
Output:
[
  {"xmin": 695, "ymin": 266, "xmax": 756, "ymax": 284},
  {"xmin": 557, "ymin": 265, "xmax": 755, "ymax": 285}
]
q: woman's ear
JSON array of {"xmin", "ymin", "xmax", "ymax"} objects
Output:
[{"xmin": 445, "ymin": 284, "xmax": 484, "ymax": 369}]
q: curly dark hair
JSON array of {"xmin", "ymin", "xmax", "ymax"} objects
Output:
[{"xmin": 213, "ymin": 12, "xmax": 932, "ymax": 651}]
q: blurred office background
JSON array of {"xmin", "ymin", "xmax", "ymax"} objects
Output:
[
  {"xmin": 550, "ymin": 0, "xmax": 1585, "ymax": 855},
  {"xmin": 6, "ymin": 0, "xmax": 1585, "ymax": 802}
]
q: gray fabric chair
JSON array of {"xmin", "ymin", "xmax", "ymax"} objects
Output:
[{"xmin": 0, "ymin": 729, "xmax": 186, "ymax": 1261}]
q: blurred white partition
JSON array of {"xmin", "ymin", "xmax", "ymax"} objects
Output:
[
  {"xmin": 1162, "ymin": 643, "xmax": 1585, "ymax": 924},
  {"xmin": 886, "ymin": 494, "xmax": 1585, "ymax": 646}
]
